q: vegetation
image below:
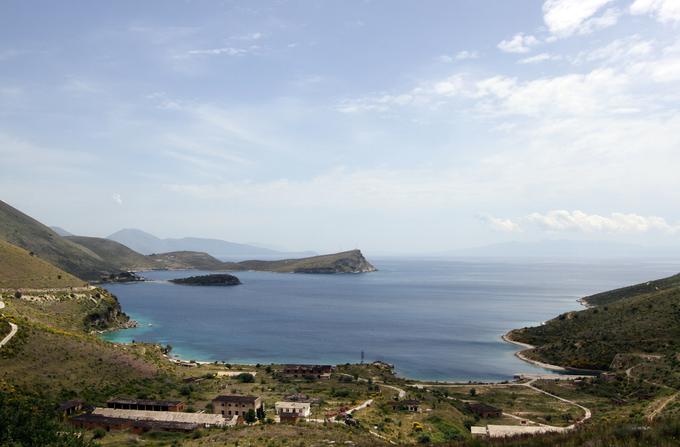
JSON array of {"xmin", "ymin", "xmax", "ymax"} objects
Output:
[
  {"xmin": 0, "ymin": 239, "xmax": 85, "ymax": 289},
  {"xmin": 509, "ymin": 281, "xmax": 680, "ymax": 370},
  {"xmin": 65, "ymin": 236, "xmax": 161, "ymax": 272},
  {"xmin": 0, "ymin": 391, "xmax": 95, "ymax": 446},
  {"xmin": 170, "ymin": 273, "xmax": 241, "ymax": 286},
  {"xmin": 0, "ymin": 200, "xmax": 121, "ymax": 280},
  {"xmin": 584, "ymin": 272, "xmax": 680, "ymax": 306},
  {"xmin": 149, "ymin": 249, "xmax": 377, "ymax": 273},
  {"xmin": 228, "ymin": 249, "xmax": 377, "ymax": 273},
  {"xmin": 146, "ymin": 251, "xmax": 227, "ymax": 270}
]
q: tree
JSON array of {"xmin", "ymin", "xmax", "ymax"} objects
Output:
[
  {"xmin": 256, "ymin": 406, "xmax": 266, "ymax": 422},
  {"xmin": 469, "ymin": 388, "xmax": 477, "ymax": 397},
  {"xmin": 237, "ymin": 373, "xmax": 255, "ymax": 383},
  {"xmin": 244, "ymin": 409, "xmax": 257, "ymax": 424}
]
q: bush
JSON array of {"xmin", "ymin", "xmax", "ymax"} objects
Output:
[
  {"xmin": 244, "ymin": 409, "xmax": 257, "ymax": 424},
  {"xmin": 237, "ymin": 373, "xmax": 255, "ymax": 383}
]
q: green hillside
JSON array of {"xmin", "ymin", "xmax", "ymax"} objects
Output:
[
  {"xmin": 509, "ymin": 280, "xmax": 680, "ymax": 370},
  {"xmin": 0, "ymin": 200, "xmax": 120, "ymax": 281},
  {"xmin": 149, "ymin": 249, "xmax": 376, "ymax": 273},
  {"xmin": 0, "ymin": 239, "xmax": 85, "ymax": 289},
  {"xmin": 584, "ymin": 272, "xmax": 680, "ymax": 306},
  {"xmin": 66, "ymin": 235, "xmax": 161, "ymax": 271},
  {"xmin": 147, "ymin": 250, "xmax": 226, "ymax": 270},
  {"xmin": 228, "ymin": 249, "xmax": 377, "ymax": 273}
]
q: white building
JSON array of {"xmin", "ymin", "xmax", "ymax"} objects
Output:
[{"xmin": 275, "ymin": 401, "xmax": 311, "ymax": 420}]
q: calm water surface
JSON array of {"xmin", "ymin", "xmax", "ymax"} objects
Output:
[{"xmin": 103, "ymin": 258, "xmax": 680, "ymax": 381}]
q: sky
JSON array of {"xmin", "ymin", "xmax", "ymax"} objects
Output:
[{"xmin": 1, "ymin": 0, "xmax": 680, "ymax": 254}]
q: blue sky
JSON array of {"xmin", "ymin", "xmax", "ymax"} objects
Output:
[{"xmin": 1, "ymin": 0, "xmax": 680, "ymax": 254}]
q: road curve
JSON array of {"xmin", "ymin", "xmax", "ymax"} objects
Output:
[{"xmin": 0, "ymin": 300, "xmax": 19, "ymax": 349}]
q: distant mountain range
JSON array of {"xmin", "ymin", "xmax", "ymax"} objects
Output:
[
  {"xmin": 445, "ymin": 239, "xmax": 680, "ymax": 259},
  {"xmin": 107, "ymin": 228, "xmax": 316, "ymax": 259}
]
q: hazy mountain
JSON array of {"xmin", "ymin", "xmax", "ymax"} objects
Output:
[
  {"xmin": 445, "ymin": 239, "xmax": 680, "ymax": 259},
  {"xmin": 107, "ymin": 228, "xmax": 316, "ymax": 259},
  {"xmin": 65, "ymin": 235, "xmax": 161, "ymax": 271}
]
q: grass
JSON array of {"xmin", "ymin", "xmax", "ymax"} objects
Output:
[
  {"xmin": 65, "ymin": 236, "xmax": 161, "ymax": 271},
  {"xmin": 0, "ymin": 199, "xmax": 119, "ymax": 280},
  {"xmin": 0, "ymin": 239, "xmax": 85, "ymax": 289}
]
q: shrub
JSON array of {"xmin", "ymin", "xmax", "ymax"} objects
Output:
[{"xmin": 237, "ymin": 373, "xmax": 255, "ymax": 383}]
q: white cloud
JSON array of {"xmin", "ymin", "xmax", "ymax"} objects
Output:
[
  {"xmin": 572, "ymin": 35, "xmax": 655, "ymax": 65},
  {"xmin": 456, "ymin": 50, "xmax": 479, "ymax": 60},
  {"xmin": 498, "ymin": 33, "xmax": 539, "ymax": 53},
  {"xmin": 186, "ymin": 47, "xmax": 251, "ymax": 56},
  {"xmin": 112, "ymin": 193, "xmax": 123, "ymax": 205},
  {"xmin": 518, "ymin": 53, "xmax": 561, "ymax": 64},
  {"xmin": 542, "ymin": 0, "xmax": 617, "ymax": 37},
  {"xmin": 480, "ymin": 215, "xmax": 523, "ymax": 232},
  {"xmin": 438, "ymin": 51, "xmax": 479, "ymax": 63},
  {"xmin": 630, "ymin": 0, "xmax": 680, "ymax": 23},
  {"xmin": 526, "ymin": 210, "xmax": 680, "ymax": 233},
  {"xmin": 485, "ymin": 211, "xmax": 680, "ymax": 234}
]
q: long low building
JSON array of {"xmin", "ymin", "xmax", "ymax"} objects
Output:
[
  {"xmin": 92, "ymin": 407, "xmax": 236, "ymax": 428},
  {"xmin": 70, "ymin": 413, "xmax": 200, "ymax": 433},
  {"xmin": 106, "ymin": 398, "xmax": 185, "ymax": 412},
  {"xmin": 472, "ymin": 424, "xmax": 566, "ymax": 438}
]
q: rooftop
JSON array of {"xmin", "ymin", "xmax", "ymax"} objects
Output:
[
  {"xmin": 107, "ymin": 398, "xmax": 183, "ymax": 407},
  {"xmin": 275, "ymin": 401, "xmax": 311, "ymax": 410},
  {"xmin": 212, "ymin": 395, "xmax": 260, "ymax": 404},
  {"xmin": 93, "ymin": 408, "xmax": 230, "ymax": 426}
]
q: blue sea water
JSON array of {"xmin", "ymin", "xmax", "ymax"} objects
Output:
[{"xmin": 102, "ymin": 257, "xmax": 680, "ymax": 382}]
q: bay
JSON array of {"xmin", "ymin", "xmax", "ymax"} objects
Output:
[{"xmin": 102, "ymin": 257, "xmax": 680, "ymax": 381}]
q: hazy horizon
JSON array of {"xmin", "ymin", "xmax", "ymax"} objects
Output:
[{"xmin": 2, "ymin": 1, "xmax": 680, "ymax": 254}]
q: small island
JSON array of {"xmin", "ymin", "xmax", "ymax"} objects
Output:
[{"xmin": 169, "ymin": 273, "xmax": 242, "ymax": 286}]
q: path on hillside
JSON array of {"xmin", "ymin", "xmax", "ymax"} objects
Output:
[
  {"xmin": 0, "ymin": 300, "xmax": 18, "ymax": 349},
  {"xmin": 523, "ymin": 378, "xmax": 591, "ymax": 428},
  {"xmin": 416, "ymin": 377, "xmax": 592, "ymax": 432},
  {"xmin": 648, "ymin": 392, "xmax": 679, "ymax": 421}
]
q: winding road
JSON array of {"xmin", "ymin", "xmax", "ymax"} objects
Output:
[{"xmin": 0, "ymin": 300, "xmax": 18, "ymax": 349}]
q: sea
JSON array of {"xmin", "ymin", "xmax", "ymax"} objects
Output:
[{"xmin": 102, "ymin": 257, "xmax": 680, "ymax": 382}]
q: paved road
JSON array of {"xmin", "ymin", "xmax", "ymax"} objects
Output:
[{"xmin": 0, "ymin": 300, "xmax": 18, "ymax": 349}]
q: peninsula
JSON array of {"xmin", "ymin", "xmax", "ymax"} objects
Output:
[{"xmin": 150, "ymin": 249, "xmax": 377, "ymax": 274}]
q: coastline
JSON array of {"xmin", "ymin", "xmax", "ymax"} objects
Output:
[{"xmin": 501, "ymin": 332, "xmax": 567, "ymax": 372}]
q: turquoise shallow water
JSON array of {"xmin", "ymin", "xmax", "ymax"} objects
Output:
[{"xmin": 102, "ymin": 257, "xmax": 680, "ymax": 381}]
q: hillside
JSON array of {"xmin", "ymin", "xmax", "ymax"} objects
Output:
[
  {"xmin": 0, "ymin": 200, "xmax": 120, "ymax": 281},
  {"xmin": 108, "ymin": 228, "xmax": 315, "ymax": 258},
  {"xmin": 147, "ymin": 251, "xmax": 227, "ymax": 270},
  {"xmin": 149, "ymin": 249, "xmax": 377, "ymax": 273},
  {"xmin": 65, "ymin": 236, "xmax": 161, "ymax": 271},
  {"xmin": 227, "ymin": 249, "xmax": 377, "ymax": 273},
  {"xmin": 508, "ymin": 278, "xmax": 680, "ymax": 370},
  {"xmin": 0, "ymin": 239, "xmax": 85, "ymax": 289},
  {"xmin": 583, "ymin": 272, "xmax": 680, "ymax": 306}
]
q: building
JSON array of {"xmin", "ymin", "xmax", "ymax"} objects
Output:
[
  {"xmin": 70, "ymin": 407, "xmax": 235, "ymax": 433},
  {"xmin": 467, "ymin": 402, "xmax": 503, "ymax": 418},
  {"xmin": 275, "ymin": 401, "xmax": 311, "ymax": 421},
  {"xmin": 212, "ymin": 395, "xmax": 263, "ymax": 419},
  {"xmin": 70, "ymin": 413, "xmax": 200, "ymax": 434},
  {"xmin": 106, "ymin": 398, "xmax": 185, "ymax": 412},
  {"xmin": 282, "ymin": 364, "xmax": 333, "ymax": 380},
  {"xmin": 57, "ymin": 399, "xmax": 85, "ymax": 418},
  {"xmin": 390, "ymin": 399, "xmax": 420, "ymax": 412}
]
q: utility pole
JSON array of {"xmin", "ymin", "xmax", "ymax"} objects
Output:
[{"xmin": 361, "ymin": 350, "xmax": 365, "ymax": 364}]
